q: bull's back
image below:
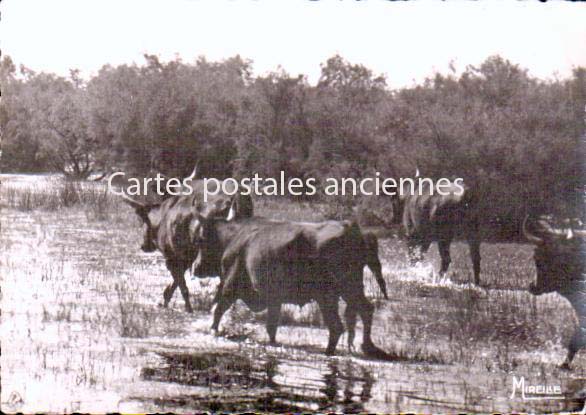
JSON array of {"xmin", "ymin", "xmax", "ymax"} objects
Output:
[
  {"xmin": 402, "ymin": 187, "xmax": 472, "ymax": 237},
  {"xmin": 226, "ymin": 221, "xmax": 335, "ymax": 304}
]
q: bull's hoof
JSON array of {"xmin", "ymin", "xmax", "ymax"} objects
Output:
[
  {"xmin": 325, "ymin": 348, "xmax": 337, "ymax": 356},
  {"xmin": 362, "ymin": 341, "xmax": 392, "ymax": 360},
  {"xmin": 561, "ymin": 360, "xmax": 572, "ymax": 371}
]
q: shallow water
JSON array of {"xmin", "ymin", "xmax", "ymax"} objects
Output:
[{"xmin": 1, "ymin": 177, "xmax": 585, "ymax": 413}]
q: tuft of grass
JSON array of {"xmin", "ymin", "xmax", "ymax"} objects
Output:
[
  {"xmin": 2, "ymin": 180, "xmax": 115, "ymax": 214},
  {"xmin": 114, "ymin": 281, "xmax": 154, "ymax": 338}
]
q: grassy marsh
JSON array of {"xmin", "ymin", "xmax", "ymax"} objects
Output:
[{"xmin": 1, "ymin": 174, "xmax": 584, "ymax": 413}]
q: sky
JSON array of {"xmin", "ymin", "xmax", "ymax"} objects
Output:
[{"xmin": 1, "ymin": 0, "xmax": 585, "ymax": 88}]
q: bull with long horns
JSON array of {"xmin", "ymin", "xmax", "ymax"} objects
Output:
[{"xmin": 523, "ymin": 214, "xmax": 586, "ymax": 367}]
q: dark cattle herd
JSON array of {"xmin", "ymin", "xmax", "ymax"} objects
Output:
[
  {"xmin": 118, "ymin": 166, "xmax": 585, "ymax": 365},
  {"xmin": 118, "ymin": 168, "xmax": 253, "ymax": 313}
]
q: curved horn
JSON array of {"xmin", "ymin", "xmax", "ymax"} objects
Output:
[
  {"xmin": 119, "ymin": 192, "xmax": 146, "ymax": 209},
  {"xmin": 185, "ymin": 162, "xmax": 198, "ymax": 181},
  {"xmin": 573, "ymin": 229, "xmax": 586, "ymax": 238},
  {"xmin": 415, "ymin": 167, "xmax": 420, "ymax": 178},
  {"xmin": 226, "ymin": 199, "xmax": 237, "ymax": 221},
  {"xmin": 119, "ymin": 192, "xmax": 161, "ymax": 211},
  {"xmin": 522, "ymin": 215, "xmax": 543, "ymax": 244}
]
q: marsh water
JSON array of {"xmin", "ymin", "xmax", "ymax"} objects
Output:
[{"xmin": 1, "ymin": 175, "xmax": 585, "ymax": 413}]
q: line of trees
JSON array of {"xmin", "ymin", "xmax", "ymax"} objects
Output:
[{"xmin": 1, "ymin": 54, "xmax": 584, "ymax": 228}]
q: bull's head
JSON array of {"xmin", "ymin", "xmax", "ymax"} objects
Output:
[
  {"xmin": 191, "ymin": 195, "xmax": 253, "ymax": 277},
  {"xmin": 190, "ymin": 200, "xmax": 237, "ymax": 277},
  {"xmin": 523, "ymin": 215, "xmax": 586, "ymax": 295},
  {"xmin": 120, "ymin": 193, "xmax": 162, "ymax": 253}
]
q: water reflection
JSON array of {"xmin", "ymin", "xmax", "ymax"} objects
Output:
[
  {"xmin": 321, "ymin": 360, "xmax": 374, "ymax": 412},
  {"xmin": 135, "ymin": 350, "xmax": 375, "ymax": 412}
]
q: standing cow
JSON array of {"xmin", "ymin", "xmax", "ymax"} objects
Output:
[
  {"xmin": 391, "ymin": 176, "xmax": 481, "ymax": 285},
  {"xmin": 192, "ymin": 211, "xmax": 389, "ymax": 357},
  {"xmin": 120, "ymin": 168, "xmax": 253, "ymax": 313},
  {"xmin": 523, "ymin": 215, "xmax": 586, "ymax": 367}
]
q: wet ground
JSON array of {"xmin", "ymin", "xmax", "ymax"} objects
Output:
[{"xmin": 1, "ymin": 175, "xmax": 586, "ymax": 413}]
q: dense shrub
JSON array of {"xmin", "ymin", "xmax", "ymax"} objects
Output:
[{"xmin": 1, "ymin": 54, "xmax": 584, "ymax": 231}]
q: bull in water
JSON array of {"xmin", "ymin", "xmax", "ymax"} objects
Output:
[
  {"xmin": 193, "ymin": 206, "xmax": 389, "ymax": 357},
  {"xmin": 119, "ymin": 166, "xmax": 253, "ymax": 312},
  {"xmin": 391, "ymin": 174, "xmax": 481, "ymax": 284}
]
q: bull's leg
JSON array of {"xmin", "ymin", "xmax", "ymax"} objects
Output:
[
  {"xmin": 212, "ymin": 280, "xmax": 224, "ymax": 304},
  {"xmin": 266, "ymin": 302, "xmax": 281, "ymax": 345},
  {"xmin": 562, "ymin": 291, "xmax": 586, "ymax": 368},
  {"xmin": 343, "ymin": 288, "xmax": 387, "ymax": 358},
  {"xmin": 162, "ymin": 281, "xmax": 178, "ymax": 308},
  {"xmin": 562, "ymin": 326, "xmax": 586, "ymax": 369},
  {"xmin": 317, "ymin": 295, "xmax": 344, "ymax": 356},
  {"xmin": 211, "ymin": 295, "xmax": 235, "ymax": 333},
  {"xmin": 166, "ymin": 261, "xmax": 192, "ymax": 313},
  {"xmin": 212, "ymin": 259, "xmax": 241, "ymax": 332},
  {"xmin": 355, "ymin": 297, "xmax": 377, "ymax": 354},
  {"xmin": 438, "ymin": 239, "xmax": 452, "ymax": 276},
  {"xmin": 178, "ymin": 278, "xmax": 193, "ymax": 313},
  {"xmin": 344, "ymin": 305, "xmax": 358, "ymax": 353},
  {"xmin": 468, "ymin": 238, "xmax": 481, "ymax": 285},
  {"xmin": 567, "ymin": 334, "xmax": 580, "ymax": 364}
]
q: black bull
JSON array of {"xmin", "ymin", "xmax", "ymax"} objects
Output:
[
  {"xmin": 523, "ymin": 215, "xmax": 586, "ymax": 366},
  {"xmin": 193, "ymin": 215, "xmax": 389, "ymax": 356},
  {"xmin": 121, "ymin": 179, "xmax": 253, "ymax": 313}
]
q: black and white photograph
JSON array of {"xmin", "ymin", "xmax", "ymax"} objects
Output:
[{"xmin": 1, "ymin": 0, "xmax": 585, "ymax": 413}]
